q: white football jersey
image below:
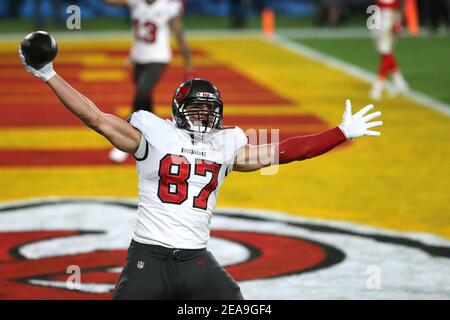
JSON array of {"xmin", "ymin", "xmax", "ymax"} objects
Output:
[
  {"xmin": 376, "ymin": 0, "xmax": 400, "ymax": 9},
  {"xmin": 128, "ymin": 111, "xmax": 248, "ymax": 249},
  {"xmin": 127, "ymin": 0, "xmax": 182, "ymax": 63}
]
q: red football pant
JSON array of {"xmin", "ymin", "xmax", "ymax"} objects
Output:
[{"xmin": 378, "ymin": 54, "xmax": 398, "ymax": 80}]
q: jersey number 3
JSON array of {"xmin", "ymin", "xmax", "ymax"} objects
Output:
[
  {"xmin": 132, "ymin": 19, "xmax": 157, "ymax": 44},
  {"xmin": 158, "ymin": 154, "xmax": 221, "ymax": 210}
]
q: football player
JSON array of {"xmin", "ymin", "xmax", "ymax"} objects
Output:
[
  {"xmin": 104, "ymin": 0, "xmax": 194, "ymax": 162},
  {"xmin": 370, "ymin": 0, "xmax": 409, "ymax": 100},
  {"xmin": 19, "ymin": 50, "xmax": 382, "ymax": 299}
]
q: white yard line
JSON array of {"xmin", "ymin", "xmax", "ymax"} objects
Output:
[{"xmin": 270, "ymin": 34, "xmax": 450, "ymax": 117}]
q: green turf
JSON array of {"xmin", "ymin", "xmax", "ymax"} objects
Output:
[
  {"xmin": 0, "ymin": 14, "xmax": 374, "ymax": 33},
  {"xmin": 0, "ymin": 16, "xmax": 316, "ymax": 33},
  {"xmin": 295, "ymin": 37, "xmax": 450, "ymax": 105}
]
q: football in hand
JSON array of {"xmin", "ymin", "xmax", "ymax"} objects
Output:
[{"xmin": 20, "ymin": 31, "xmax": 58, "ymax": 69}]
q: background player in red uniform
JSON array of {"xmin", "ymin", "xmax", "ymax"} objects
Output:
[{"xmin": 370, "ymin": 0, "xmax": 409, "ymax": 100}]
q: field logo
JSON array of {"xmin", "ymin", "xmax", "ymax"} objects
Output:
[{"xmin": 0, "ymin": 198, "xmax": 449, "ymax": 299}]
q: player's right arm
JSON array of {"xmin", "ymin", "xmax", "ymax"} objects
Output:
[
  {"xmin": 19, "ymin": 50, "xmax": 141, "ymax": 154},
  {"xmin": 169, "ymin": 15, "xmax": 194, "ymax": 74},
  {"xmin": 393, "ymin": 0, "xmax": 406, "ymax": 35},
  {"xmin": 232, "ymin": 100, "xmax": 382, "ymax": 172}
]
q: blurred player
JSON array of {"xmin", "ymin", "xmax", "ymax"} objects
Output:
[
  {"xmin": 20, "ymin": 49, "xmax": 383, "ymax": 299},
  {"xmin": 370, "ymin": 0, "xmax": 409, "ymax": 100},
  {"xmin": 104, "ymin": 0, "xmax": 194, "ymax": 162}
]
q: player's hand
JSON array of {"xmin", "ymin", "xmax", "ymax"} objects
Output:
[
  {"xmin": 18, "ymin": 48, "xmax": 56, "ymax": 82},
  {"xmin": 338, "ymin": 99, "xmax": 382, "ymax": 139},
  {"xmin": 392, "ymin": 21, "xmax": 403, "ymax": 35},
  {"xmin": 392, "ymin": 11, "xmax": 403, "ymax": 36}
]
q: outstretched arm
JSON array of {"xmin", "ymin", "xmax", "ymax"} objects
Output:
[
  {"xmin": 232, "ymin": 100, "xmax": 383, "ymax": 172},
  {"xmin": 170, "ymin": 15, "xmax": 193, "ymax": 74},
  {"xmin": 19, "ymin": 50, "xmax": 141, "ymax": 154}
]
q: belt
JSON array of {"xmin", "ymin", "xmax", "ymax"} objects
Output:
[{"xmin": 130, "ymin": 239, "xmax": 206, "ymax": 261}]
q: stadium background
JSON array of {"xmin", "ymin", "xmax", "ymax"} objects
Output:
[{"xmin": 0, "ymin": 0, "xmax": 449, "ymax": 299}]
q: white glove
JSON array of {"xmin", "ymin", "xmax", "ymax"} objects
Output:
[
  {"xmin": 338, "ymin": 99, "xmax": 383, "ymax": 139},
  {"xmin": 18, "ymin": 48, "xmax": 56, "ymax": 82}
]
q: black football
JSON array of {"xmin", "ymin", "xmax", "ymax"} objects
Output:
[{"xmin": 20, "ymin": 31, "xmax": 58, "ymax": 69}]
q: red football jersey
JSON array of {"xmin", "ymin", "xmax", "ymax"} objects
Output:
[{"xmin": 376, "ymin": 0, "xmax": 400, "ymax": 10}]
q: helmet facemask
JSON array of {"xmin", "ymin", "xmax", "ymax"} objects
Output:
[{"xmin": 180, "ymin": 100, "xmax": 222, "ymax": 134}]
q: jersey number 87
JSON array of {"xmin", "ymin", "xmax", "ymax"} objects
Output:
[{"xmin": 157, "ymin": 154, "xmax": 222, "ymax": 210}]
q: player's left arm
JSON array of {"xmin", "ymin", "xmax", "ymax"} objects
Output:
[
  {"xmin": 232, "ymin": 100, "xmax": 383, "ymax": 172},
  {"xmin": 393, "ymin": 0, "xmax": 406, "ymax": 34},
  {"xmin": 169, "ymin": 15, "xmax": 193, "ymax": 74}
]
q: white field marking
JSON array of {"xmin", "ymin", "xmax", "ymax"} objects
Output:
[
  {"xmin": 28, "ymin": 279, "xmax": 114, "ymax": 294},
  {"xmin": 1, "ymin": 197, "xmax": 449, "ymax": 247},
  {"xmin": 0, "ymin": 30, "xmax": 263, "ymax": 42},
  {"xmin": 269, "ymin": 34, "xmax": 450, "ymax": 118},
  {"xmin": 216, "ymin": 206, "xmax": 450, "ymax": 246},
  {"xmin": 276, "ymin": 28, "xmax": 447, "ymax": 39},
  {"xmin": 3, "ymin": 27, "xmax": 443, "ymax": 42}
]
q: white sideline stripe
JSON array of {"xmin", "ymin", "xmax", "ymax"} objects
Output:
[
  {"xmin": 0, "ymin": 30, "xmax": 263, "ymax": 42},
  {"xmin": 3, "ymin": 27, "xmax": 446, "ymax": 42},
  {"xmin": 277, "ymin": 28, "xmax": 449, "ymax": 39},
  {"xmin": 279, "ymin": 27, "xmax": 372, "ymax": 39},
  {"xmin": 269, "ymin": 34, "xmax": 450, "ymax": 118}
]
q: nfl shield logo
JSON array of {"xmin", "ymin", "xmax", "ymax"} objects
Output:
[{"xmin": 137, "ymin": 260, "xmax": 145, "ymax": 269}]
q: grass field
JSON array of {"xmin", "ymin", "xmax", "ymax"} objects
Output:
[{"xmin": 295, "ymin": 37, "xmax": 450, "ymax": 105}]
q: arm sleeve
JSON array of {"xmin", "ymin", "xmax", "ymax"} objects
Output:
[
  {"xmin": 127, "ymin": 111, "xmax": 145, "ymax": 132},
  {"xmin": 126, "ymin": 0, "xmax": 137, "ymax": 6},
  {"xmin": 277, "ymin": 127, "xmax": 347, "ymax": 164},
  {"xmin": 133, "ymin": 133, "xmax": 149, "ymax": 161},
  {"xmin": 234, "ymin": 127, "xmax": 248, "ymax": 151},
  {"xmin": 227, "ymin": 127, "xmax": 248, "ymax": 173},
  {"xmin": 167, "ymin": 0, "xmax": 183, "ymax": 19}
]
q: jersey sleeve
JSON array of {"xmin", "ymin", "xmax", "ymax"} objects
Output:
[
  {"xmin": 127, "ymin": 110, "xmax": 168, "ymax": 160},
  {"xmin": 166, "ymin": 0, "xmax": 183, "ymax": 20},
  {"xmin": 226, "ymin": 127, "xmax": 248, "ymax": 174},
  {"xmin": 126, "ymin": 0, "xmax": 139, "ymax": 7},
  {"xmin": 127, "ymin": 110, "xmax": 148, "ymax": 160},
  {"xmin": 234, "ymin": 127, "xmax": 248, "ymax": 152},
  {"xmin": 127, "ymin": 110, "xmax": 146, "ymax": 132}
]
